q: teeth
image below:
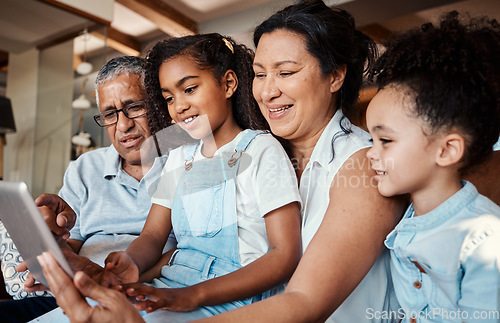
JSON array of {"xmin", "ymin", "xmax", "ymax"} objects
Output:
[
  {"xmin": 376, "ymin": 171, "xmax": 387, "ymax": 175},
  {"xmin": 183, "ymin": 116, "xmax": 197, "ymax": 124},
  {"xmin": 270, "ymin": 105, "xmax": 292, "ymax": 112}
]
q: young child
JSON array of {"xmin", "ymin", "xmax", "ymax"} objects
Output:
[
  {"xmin": 366, "ymin": 12, "xmax": 500, "ymax": 322},
  {"xmin": 103, "ymin": 34, "xmax": 302, "ymax": 322}
]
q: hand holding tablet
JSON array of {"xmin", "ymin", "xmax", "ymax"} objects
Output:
[{"xmin": 0, "ymin": 181, "xmax": 74, "ymax": 287}]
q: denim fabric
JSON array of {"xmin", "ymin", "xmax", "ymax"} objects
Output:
[
  {"xmin": 152, "ymin": 129, "xmax": 301, "ymax": 268},
  {"xmin": 385, "ymin": 182, "xmax": 500, "ymax": 322},
  {"xmin": 0, "ymin": 296, "xmax": 58, "ymax": 322},
  {"xmin": 493, "ymin": 136, "xmax": 500, "ymax": 151},
  {"xmin": 147, "ymin": 131, "xmax": 265, "ymax": 322}
]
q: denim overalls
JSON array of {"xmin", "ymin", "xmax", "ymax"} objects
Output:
[{"xmin": 153, "ymin": 130, "xmax": 266, "ymax": 315}]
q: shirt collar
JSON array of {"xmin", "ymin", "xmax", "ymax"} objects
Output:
[
  {"xmin": 308, "ymin": 109, "xmax": 348, "ymax": 168},
  {"xmin": 397, "ymin": 181, "xmax": 477, "ymax": 230},
  {"xmin": 103, "ymin": 144, "xmax": 168, "ymax": 186},
  {"xmin": 103, "ymin": 144, "xmax": 121, "ymax": 179}
]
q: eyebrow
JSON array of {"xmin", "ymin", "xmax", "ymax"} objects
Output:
[
  {"xmin": 370, "ymin": 125, "xmax": 396, "ymax": 133},
  {"xmin": 253, "ymin": 60, "xmax": 299, "ymax": 68},
  {"xmin": 161, "ymin": 75, "xmax": 199, "ymax": 93},
  {"xmin": 102, "ymin": 99, "xmax": 136, "ymax": 112}
]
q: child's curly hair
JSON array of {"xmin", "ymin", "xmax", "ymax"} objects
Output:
[{"xmin": 370, "ymin": 11, "xmax": 500, "ymax": 174}]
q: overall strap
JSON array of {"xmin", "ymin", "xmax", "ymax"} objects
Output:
[
  {"xmin": 228, "ymin": 130, "xmax": 267, "ymax": 168},
  {"xmin": 235, "ymin": 130, "xmax": 266, "ymax": 152},
  {"xmin": 182, "ymin": 143, "xmax": 199, "ymax": 170}
]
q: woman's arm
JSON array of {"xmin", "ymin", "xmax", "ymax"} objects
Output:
[
  {"xmin": 198, "ymin": 148, "xmax": 406, "ymax": 322},
  {"xmin": 126, "ymin": 201, "xmax": 301, "ymax": 312}
]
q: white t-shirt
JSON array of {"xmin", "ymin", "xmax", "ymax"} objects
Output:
[{"xmin": 152, "ymin": 129, "xmax": 301, "ymax": 266}]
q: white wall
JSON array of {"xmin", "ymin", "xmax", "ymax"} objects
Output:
[
  {"xmin": 32, "ymin": 40, "xmax": 74, "ymax": 197},
  {"xmin": 4, "ymin": 49, "xmax": 39, "ymax": 190},
  {"xmin": 4, "ymin": 41, "xmax": 73, "ymax": 197},
  {"xmin": 199, "ymin": 0, "xmax": 354, "ymax": 47}
]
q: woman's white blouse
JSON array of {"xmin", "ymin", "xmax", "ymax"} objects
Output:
[{"xmin": 300, "ymin": 110, "xmax": 399, "ymax": 322}]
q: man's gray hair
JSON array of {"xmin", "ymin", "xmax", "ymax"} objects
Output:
[{"xmin": 95, "ymin": 56, "xmax": 146, "ymax": 107}]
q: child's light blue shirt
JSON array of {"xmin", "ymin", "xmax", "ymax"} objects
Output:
[
  {"xmin": 385, "ymin": 182, "xmax": 500, "ymax": 323},
  {"xmin": 493, "ymin": 136, "xmax": 500, "ymax": 151}
]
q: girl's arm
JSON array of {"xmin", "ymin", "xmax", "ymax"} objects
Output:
[
  {"xmin": 127, "ymin": 201, "xmax": 301, "ymax": 312},
  {"xmin": 126, "ymin": 203, "xmax": 173, "ymax": 273},
  {"xmin": 104, "ymin": 204, "xmax": 172, "ymax": 281},
  {"xmin": 188, "ymin": 201, "xmax": 301, "ymax": 305},
  {"xmin": 138, "ymin": 248, "xmax": 177, "ymax": 282},
  {"xmin": 197, "ymin": 148, "xmax": 407, "ymax": 322}
]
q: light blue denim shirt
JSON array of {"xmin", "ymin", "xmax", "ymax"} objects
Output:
[
  {"xmin": 64, "ymin": 145, "xmax": 172, "ymax": 266},
  {"xmin": 385, "ymin": 182, "xmax": 500, "ymax": 322}
]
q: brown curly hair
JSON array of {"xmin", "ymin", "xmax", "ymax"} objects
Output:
[
  {"xmin": 144, "ymin": 33, "xmax": 270, "ymax": 136},
  {"xmin": 370, "ymin": 11, "xmax": 500, "ymax": 174}
]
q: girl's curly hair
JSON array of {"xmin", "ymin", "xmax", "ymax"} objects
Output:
[{"xmin": 370, "ymin": 11, "xmax": 500, "ymax": 174}]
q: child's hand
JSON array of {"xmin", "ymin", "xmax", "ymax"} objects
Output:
[
  {"xmin": 101, "ymin": 251, "xmax": 139, "ymax": 287},
  {"xmin": 123, "ymin": 283, "xmax": 200, "ymax": 313}
]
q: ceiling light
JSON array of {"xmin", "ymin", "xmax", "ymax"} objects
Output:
[
  {"xmin": 71, "ymin": 132, "xmax": 91, "ymax": 147},
  {"xmin": 76, "ymin": 61, "xmax": 93, "ymax": 76},
  {"xmin": 72, "ymin": 94, "xmax": 91, "ymax": 110},
  {"xmin": 75, "ymin": 27, "xmax": 93, "ymax": 76}
]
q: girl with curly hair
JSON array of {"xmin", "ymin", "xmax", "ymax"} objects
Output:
[{"xmin": 100, "ymin": 33, "xmax": 302, "ymax": 322}]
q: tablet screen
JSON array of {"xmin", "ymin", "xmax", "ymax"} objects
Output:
[{"xmin": 0, "ymin": 181, "xmax": 73, "ymax": 287}]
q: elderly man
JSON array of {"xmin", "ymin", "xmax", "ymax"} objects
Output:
[{"xmin": 0, "ymin": 56, "xmax": 175, "ymax": 322}]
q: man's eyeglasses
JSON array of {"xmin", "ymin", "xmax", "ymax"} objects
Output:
[{"xmin": 93, "ymin": 101, "xmax": 147, "ymax": 127}]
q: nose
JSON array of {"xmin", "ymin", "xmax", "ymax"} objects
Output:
[
  {"xmin": 116, "ymin": 110, "xmax": 134, "ymax": 132},
  {"xmin": 366, "ymin": 146, "xmax": 380, "ymax": 168},
  {"xmin": 366, "ymin": 145, "xmax": 378, "ymax": 161},
  {"xmin": 259, "ymin": 76, "xmax": 281, "ymax": 102},
  {"xmin": 173, "ymin": 97, "xmax": 189, "ymax": 115}
]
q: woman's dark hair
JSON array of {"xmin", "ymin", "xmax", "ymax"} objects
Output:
[
  {"xmin": 370, "ymin": 11, "xmax": 500, "ymax": 174},
  {"xmin": 254, "ymin": 0, "xmax": 376, "ymax": 113},
  {"xmin": 145, "ymin": 33, "xmax": 269, "ymax": 135}
]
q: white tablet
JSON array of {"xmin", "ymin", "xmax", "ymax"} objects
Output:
[{"xmin": 0, "ymin": 181, "xmax": 73, "ymax": 287}]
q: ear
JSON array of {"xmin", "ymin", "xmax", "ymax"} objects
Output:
[
  {"xmin": 435, "ymin": 133, "xmax": 465, "ymax": 167},
  {"xmin": 223, "ymin": 70, "xmax": 238, "ymax": 99},
  {"xmin": 329, "ymin": 64, "xmax": 347, "ymax": 93}
]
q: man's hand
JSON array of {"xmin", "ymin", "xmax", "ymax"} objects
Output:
[
  {"xmin": 20, "ymin": 248, "xmax": 105, "ymax": 292},
  {"xmin": 14, "ymin": 261, "xmax": 49, "ymax": 293},
  {"xmin": 38, "ymin": 252, "xmax": 144, "ymax": 323},
  {"xmin": 63, "ymin": 249, "xmax": 105, "ymax": 281},
  {"xmin": 35, "ymin": 193, "xmax": 76, "ymax": 239}
]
